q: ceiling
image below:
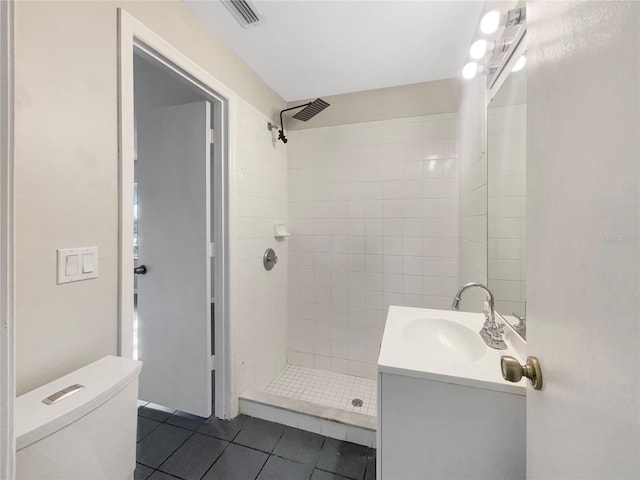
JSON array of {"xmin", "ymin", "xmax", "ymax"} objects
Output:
[{"xmin": 184, "ymin": 1, "xmax": 484, "ymax": 101}]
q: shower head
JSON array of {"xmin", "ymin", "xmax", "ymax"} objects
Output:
[
  {"xmin": 292, "ymin": 98, "xmax": 331, "ymax": 121},
  {"xmin": 276, "ymin": 98, "xmax": 331, "ymax": 144}
]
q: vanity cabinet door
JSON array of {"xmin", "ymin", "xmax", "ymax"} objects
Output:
[{"xmin": 377, "ymin": 372, "xmax": 524, "ymax": 479}]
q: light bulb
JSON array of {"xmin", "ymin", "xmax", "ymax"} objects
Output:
[
  {"xmin": 470, "ymin": 39, "xmax": 488, "ymax": 60},
  {"xmin": 462, "ymin": 62, "xmax": 478, "ymax": 79},
  {"xmin": 480, "ymin": 10, "xmax": 500, "ymax": 34},
  {"xmin": 512, "ymin": 55, "xmax": 526, "ymax": 72}
]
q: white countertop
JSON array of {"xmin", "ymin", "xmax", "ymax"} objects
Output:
[{"xmin": 378, "ymin": 306, "xmax": 527, "ymax": 396}]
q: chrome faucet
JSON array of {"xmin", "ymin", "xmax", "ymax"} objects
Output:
[
  {"xmin": 511, "ymin": 312, "xmax": 527, "ymax": 338},
  {"xmin": 452, "ymin": 282, "xmax": 507, "ymax": 350}
]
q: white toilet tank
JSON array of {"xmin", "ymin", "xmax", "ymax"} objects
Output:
[{"xmin": 15, "ymin": 355, "xmax": 142, "ymax": 480}]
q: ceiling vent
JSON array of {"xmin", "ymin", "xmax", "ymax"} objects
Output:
[{"xmin": 222, "ymin": 0, "xmax": 265, "ymax": 28}]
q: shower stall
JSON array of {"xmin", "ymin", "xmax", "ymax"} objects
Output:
[{"xmin": 239, "ymin": 110, "xmax": 459, "ymax": 447}]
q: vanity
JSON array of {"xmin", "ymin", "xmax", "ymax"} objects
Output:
[
  {"xmin": 377, "ymin": 306, "xmax": 526, "ymax": 480},
  {"xmin": 376, "ymin": 6, "xmax": 529, "ymax": 478}
]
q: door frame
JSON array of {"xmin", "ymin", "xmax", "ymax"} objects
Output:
[
  {"xmin": 118, "ymin": 10, "xmax": 239, "ymax": 419},
  {"xmin": 0, "ymin": 0, "xmax": 15, "ymax": 476}
]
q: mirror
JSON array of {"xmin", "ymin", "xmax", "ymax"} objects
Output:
[{"xmin": 487, "ymin": 49, "xmax": 527, "ymax": 338}]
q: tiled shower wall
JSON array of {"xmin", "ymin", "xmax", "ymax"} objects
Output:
[
  {"xmin": 286, "ymin": 114, "xmax": 459, "ymax": 379},
  {"xmin": 487, "ymin": 104, "xmax": 526, "ymax": 316},
  {"xmin": 236, "ymin": 99, "xmax": 288, "ymax": 395}
]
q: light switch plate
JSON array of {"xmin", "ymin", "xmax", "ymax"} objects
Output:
[{"xmin": 57, "ymin": 247, "xmax": 98, "ymax": 284}]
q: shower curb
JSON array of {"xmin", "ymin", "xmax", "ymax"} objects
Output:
[{"xmin": 239, "ymin": 389, "xmax": 376, "ymax": 448}]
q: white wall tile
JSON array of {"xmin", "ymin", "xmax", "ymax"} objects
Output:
[
  {"xmin": 403, "ymin": 256, "xmax": 423, "ymax": 276},
  {"xmin": 321, "ymin": 420, "xmax": 347, "ymax": 441},
  {"xmin": 383, "ymin": 199, "xmax": 403, "ymax": 217},
  {"xmin": 384, "ymin": 218, "xmax": 403, "ymax": 236},
  {"xmin": 236, "ymin": 100, "xmax": 288, "ymax": 395},
  {"xmin": 402, "ymin": 161, "xmax": 423, "ymax": 179},
  {"xmin": 288, "ymin": 114, "xmax": 459, "ymax": 379},
  {"xmin": 275, "ymin": 408, "xmax": 300, "ymax": 428},
  {"xmin": 384, "ymin": 255, "xmax": 403, "ymax": 274},
  {"xmin": 365, "ymin": 255, "xmax": 384, "ymax": 273},
  {"xmin": 250, "ymin": 402, "xmax": 277, "ymax": 422},
  {"xmin": 297, "ymin": 414, "xmax": 323, "ymax": 435},
  {"xmin": 365, "ymin": 273, "xmax": 384, "ymax": 291},
  {"xmin": 384, "ymin": 274, "xmax": 404, "ymax": 293},
  {"xmin": 403, "ymin": 275, "xmax": 424, "ymax": 295},
  {"xmin": 383, "ymin": 237, "xmax": 403, "ymax": 255},
  {"xmin": 364, "ymin": 235, "xmax": 383, "ymax": 255}
]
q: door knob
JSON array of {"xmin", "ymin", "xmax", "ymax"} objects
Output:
[
  {"xmin": 134, "ymin": 265, "xmax": 147, "ymax": 275},
  {"xmin": 501, "ymin": 355, "xmax": 543, "ymax": 390}
]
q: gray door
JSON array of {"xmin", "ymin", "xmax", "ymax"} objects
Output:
[{"xmin": 136, "ymin": 100, "xmax": 212, "ymax": 417}]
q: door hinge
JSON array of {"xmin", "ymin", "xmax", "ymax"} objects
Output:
[
  {"xmin": 209, "ymin": 242, "xmax": 215, "ymax": 258},
  {"xmin": 208, "ymin": 129, "xmax": 216, "ymax": 144},
  {"xmin": 209, "ymin": 355, "xmax": 216, "ymax": 371}
]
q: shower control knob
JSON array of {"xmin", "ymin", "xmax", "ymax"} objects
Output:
[
  {"xmin": 263, "ymin": 249, "xmax": 278, "ymax": 271},
  {"xmin": 501, "ymin": 355, "xmax": 543, "ymax": 390}
]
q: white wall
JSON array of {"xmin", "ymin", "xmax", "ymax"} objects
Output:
[
  {"xmin": 236, "ymin": 99, "xmax": 288, "ymax": 394},
  {"xmin": 13, "ymin": 0, "xmax": 287, "ymax": 396},
  {"xmin": 287, "ymin": 114, "xmax": 458, "ymax": 378},
  {"xmin": 287, "ymin": 79, "xmax": 460, "ymax": 130}
]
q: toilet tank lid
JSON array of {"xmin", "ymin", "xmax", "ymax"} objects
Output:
[{"xmin": 15, "ymin": 355, "xmax": 142, "ymax": 450}]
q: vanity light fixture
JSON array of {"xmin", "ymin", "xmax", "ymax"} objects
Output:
[
  {"xmin": 462, "ymin": 62, "xmax": 491, "ymax": 80},
  {"xmin": 469, "ymin": 39, "xmax": 488, "ymax": 60},
  {"xmin": 462, "ymin": 62, "xmax": 479, "ymax": 79},
  {"xmin": 480, "ymin": 10, "xmax": 500, "ymax": 34},
  {"xmin": 506, "ymin": 7, "xmax": 526, "ymax": 28},
  {"xmin": 512, "ymin": 55, "xmax": 527, "ymax": 72},
  {"xmin": 470, "ymin": 39, "xmax": 512, "ymax": 61},
  {"xmin": 463, "ymin": 60, "xmax": 501, "ymax": 81},
  {"xmin": 480, "ymin": 7, "xmax": 526, "ymax": 35},
  {"xmin": 462, "ymin": 6, "xmax": 526, "ymax": 80}
]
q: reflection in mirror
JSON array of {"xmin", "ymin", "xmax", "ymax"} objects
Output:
[{"xmin": 487, "ymin": 51, "xmax": 527, "ymax": 338}]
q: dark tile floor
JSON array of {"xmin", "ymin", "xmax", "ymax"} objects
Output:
[{"xmin": 136, "ymin": 402, "xmax": 376, "ymax": 480}]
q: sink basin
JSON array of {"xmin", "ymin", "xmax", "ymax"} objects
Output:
[
  {"xmin": 402, "ymin": 318, "xmax": 486, "ymax": 366},
  {"xmin": 379, "ymin": 306, "xmax": 526, "ymax": 395}
]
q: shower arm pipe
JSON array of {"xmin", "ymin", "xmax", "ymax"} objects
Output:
[{"xmin": 279, "ymin": 102, "xmax": 313, "ymax": 134}]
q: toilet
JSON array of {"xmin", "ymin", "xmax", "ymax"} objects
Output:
[{"xmin": 15, "ymin": 355, "xmax": 142, "ymax": 479}]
